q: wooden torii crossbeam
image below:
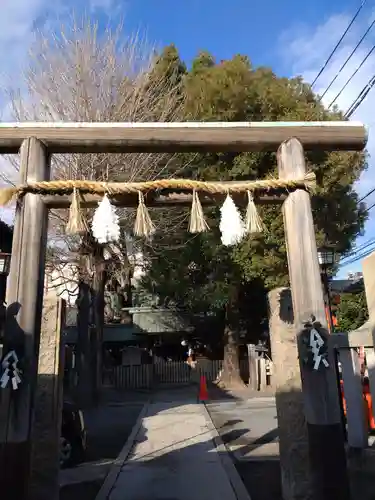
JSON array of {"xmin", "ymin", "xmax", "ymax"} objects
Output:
[
  {"xmin": 0, "ymin": 120, "xmax": 368, "ymax": 500},
  {"xmin": 0, "ymin": 120, "xmax": 366, "ymax": 153}
]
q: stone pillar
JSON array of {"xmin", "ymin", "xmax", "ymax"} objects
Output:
[
  {"xmin": 268, "ymin": 287, "xmax": 312, "ymax": 500},
  {"xmin": 28, "ymin": 296, "xmax": 66, "ymax": 500}
]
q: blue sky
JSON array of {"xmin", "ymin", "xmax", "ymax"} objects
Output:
[
  {"xmin": 119, "ymin": 0, "xmax": 362, "ymax": 73},
  {"xmin": 1, "ymin": 0, "xmax": 375, "ymax": 277}
]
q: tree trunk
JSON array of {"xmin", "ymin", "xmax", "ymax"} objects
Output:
[
  {"xmin": 218, "ymin": 286, "xmax": 245, "ymax": 390},
  {"xmin": 91, "ymin": 252, "xmax": 106, "ymax": 405},
  {"xmin": 76, "ymin": 244, "xmax": 106, "ymax": 407},
  {"xmin": 76, "ymin": 279, "xmax": 92, "ymax": 407},
  {"xmin": 220, "ymin": 325, "xmax": 244, "ymax": 388}
]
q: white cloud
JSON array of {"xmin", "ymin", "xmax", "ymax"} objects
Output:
[
  {"xmin": 0, "ymin": 0, "xmax": 121, "ymax": 226},
  {"xmin": 0, "ymin": 0, "xmax": 51, "ymax": 225},
  {"xmin": 281, "ymin": 11, "xmax": 375, "ymax": 277},
  {"xmin": 90, "ymin": 0, "xmax": 114, "ymax": 13}
]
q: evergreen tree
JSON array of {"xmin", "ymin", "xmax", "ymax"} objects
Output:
[
  {"xmin": 140, "ymin": 50, "xmax": 367, "ymax": 388},
  {"xmin": 336, "ymin": 291, "xmax": 369, "ymax": 332}
]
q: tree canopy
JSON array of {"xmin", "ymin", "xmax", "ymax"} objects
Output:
[
  {"xmin": 140, "ymin": 47, "xmax": 367, "ymax": 340},
  {"xmin": 336, "ymin": 291, "xmax": 369, "ymax": 332}
]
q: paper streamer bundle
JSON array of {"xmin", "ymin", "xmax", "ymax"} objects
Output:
[
  {"xmin": 0, "ymin": 187, "xmax": 16, "ymax": 207},
  {"xmin": 245, "ymin": 191, "xmax": 263, "ymax": 234},
  {"xmin": 219, "ymin": 194, "xmax": 245, "ymax": 246},
  {"xmin": 134, "ymin": 191, "xmax": 155, "ymax": 238},
  {"xmin": 65, "ymin": 188, "xmax": 88, "ymax": 235},
  {"xmin": 91, "ymin": 194, "xmax": 121, "ymax": 244},
  {"xmin": 189, "ymin": 190, "xmax": 209, "ymax": 233}
]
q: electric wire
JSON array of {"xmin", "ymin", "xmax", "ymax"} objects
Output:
[
  {"xmin": 345, "ymin": 73, "xmax": 375, "ymax": 117},
  {"xmin": 328, "ymin": 44, "xmax": 375, "ymax": 109},
  {"xmin": 340, "ymin": 238, "xmax": 375, "ymax": 263},
  {"xmin": 320, "ymin": 17, "xmax": 375, "ymax": 101},
  {"xmin": 311, "ymin": 0, "xmax": 368, "ymax": 88},
  {"xmin": 340, "ymin": 244, "xmax": 375, "ymax": 266},
  {"xmin": 359, "ymin": 186, "xmax": 375, "ymax": 203}
]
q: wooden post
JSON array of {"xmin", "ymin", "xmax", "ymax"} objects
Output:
[
  {"xmin": 339, "ymin": 348, "xmax": 367, "ymax": 448},
  {"xmin": 91, "ymin": 252, "xmax": 106, "ymax": 404},
  {"xmin": 247, "ymin": 344, "xmax": 258, "ymax": 390},
  {"xmin": 362, "ymin": 251, "xmax": 375, "ymax": 421},
  {"xmin": 268, "ymin": 287, "xmax": 312, "ymax": 500},
  {"xmin": 362, "ymin": 252, "xmax": 375, "ymax": 321},
  {"xmin": 278, "ymin": 138, "xmax": 350, "ymax": 500},
  {"xmin": 28, "ymin": 296, "xmax": 66, "ymax": 500},
  {"xmin": 76, "ymin": 279, "xmax": 92, "ymax": 407},
  {"xmin": 0, "ymin": 138, "xmax": 50, "ymax": 500},
  {"xmin": 258, "ymin": 356, "xmax": 267, "ymax": 391}
]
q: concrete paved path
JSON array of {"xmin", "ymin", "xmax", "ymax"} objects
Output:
[{"xmin": 98, "ymin": 400, "xmax": 251, "ymax": 500}]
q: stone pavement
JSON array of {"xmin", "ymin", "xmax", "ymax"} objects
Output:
[{"xmin": 96, "ymin": 398, "xmax": 251, "ymax": 500}]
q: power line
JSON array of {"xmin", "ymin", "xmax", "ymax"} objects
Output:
[
  {"xmin": 311, "ymin": 0, "xmax": 368, "ymax": 88},
  {"xmin": 340, "ymin": 239, "xmax": 375, "ymax": 265},
  {"xmin": 339, "ymin": 209, "xmax": 375, "ymax": 267},
  {"xmin": 341, "ymin": 237, "xmax": 375, "ymax": 259},
  {"xmin": 340, "ymin": 244, "xmax": 375, "ymax": 266},
  {"xmin": 328, "ymin": 43, "xmax": 375, "ymax": 109},
  {"xmin": 359, "ymin": 186, "xmax": 375, "ymax": 203},
  {"xmin": 366, "ymin": 200, "xmax": 375, "ymax": 212},
  {"xmin": 345, "ymin": 73, "xmax": 375, "ymax": 117},
  {"xmin": 340, "ymin": 237, "xmax": 375, "ymax": 263},
  {"xmin": 320, "ymin": 17, "xmax": 375, "ymax": 101},
  {"xmin": 340, "ymin": 205, "xmax": 375, "ymax": 261}
]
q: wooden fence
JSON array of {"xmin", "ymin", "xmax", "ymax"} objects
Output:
[
  {"xmin": 330, "ymin": 331, "xmax": 375, "ymax": 449},
  {"xmin": 102, "ymin": 357, "xmax": 273, "ymax": 390}
]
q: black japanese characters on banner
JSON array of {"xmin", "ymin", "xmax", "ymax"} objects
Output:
[
  {"xmin": 300, "ymin": 318, "xmax": 330, "ymax": 371},
  {"xmin": 0, "ymin": 350, "xmax": 22, "ymax": 390}
]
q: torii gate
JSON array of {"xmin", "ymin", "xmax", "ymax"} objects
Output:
[{"xmin": 0, "ymin": 121, "xmax": 367, "ymax": 500}]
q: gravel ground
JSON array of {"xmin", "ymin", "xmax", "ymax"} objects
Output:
[
  {"xmin": 59, "ymin": 389, "xmax": 146, "ymax": 500},
  {"xmin": 83, "ymin": 401, "xmax": 144, "ymax": 462}
]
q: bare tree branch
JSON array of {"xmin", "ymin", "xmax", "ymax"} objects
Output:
[{"xmin": 3, "ymin": 15, "xmax": 191, "ymax": 284}]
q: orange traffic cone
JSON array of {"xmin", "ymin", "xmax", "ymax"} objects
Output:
[{"xmin": 198, "ymin": 375, "xmax": 208, "ymax": 402}]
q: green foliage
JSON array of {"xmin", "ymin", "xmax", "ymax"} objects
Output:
[
  {"xmin": 141, "ymin": 48, "xmax": 368, "ymax": 331},
  {"xmin": 336, "ymin": 292, "xmax": 369, "ymax": 332},
  {"xmin": 150, "ymin": 44, "xmax": 187, "ymax": 86}
]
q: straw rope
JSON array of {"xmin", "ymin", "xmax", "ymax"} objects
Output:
[{"xmin": 0, "ymin": 172, "xmax": 316, "ymax": 206}]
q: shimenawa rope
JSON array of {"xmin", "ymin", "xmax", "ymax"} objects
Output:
[
  {"xmin": 0, "ymin": 172, "xmax": 316, "ymax": 206},
  {"xmin": 0, "ymin": 172, "xmax": 316, "ymax": 240}
]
